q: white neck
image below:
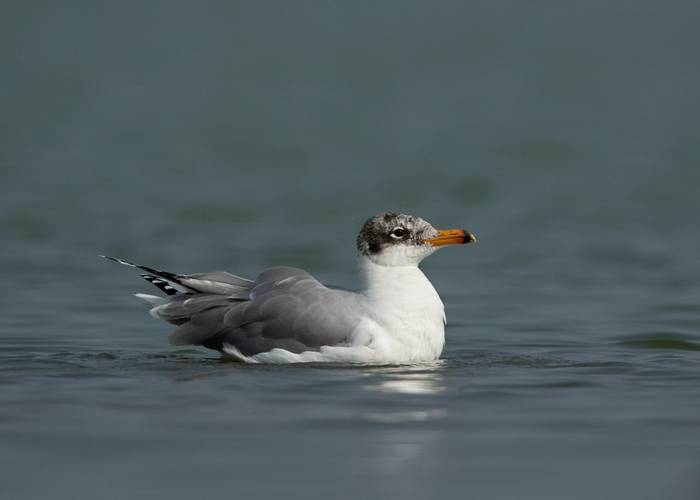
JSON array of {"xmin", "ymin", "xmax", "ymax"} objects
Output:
[{"xmin": 358, "ymin": 256, "xmax": 437, "ymax": 305}]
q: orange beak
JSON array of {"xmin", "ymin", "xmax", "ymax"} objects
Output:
[{"xmin": 426, "ymin": 229, "xmax": 477, "ymax": 247}]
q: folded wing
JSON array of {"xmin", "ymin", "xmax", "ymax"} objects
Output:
[{"xmin": 147, "ymin": 266, "xmax": 369, "ymax": 356}]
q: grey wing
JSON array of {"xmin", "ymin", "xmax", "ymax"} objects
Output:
[
  {"xmin": 154, "ymin": 267, "xmax": 370, "ymax": 356},
  {"xmin": 179, "ymin": 271, "xmax": 255, "ymax": 297}
]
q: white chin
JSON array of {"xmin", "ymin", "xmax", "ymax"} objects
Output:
[{"xmin": 364, "ymin": 244, "xmax": 436, "ymax": 267}]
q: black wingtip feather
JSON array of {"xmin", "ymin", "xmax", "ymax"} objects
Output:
[
  {"xmin": 101, "ymin": 255, "xmax": 197, "ymax": 294},
  {"xmin": 100, "ymin": 255, "xmax": 136, "ymax": 267},
  {"xmin": 141, "ymin": 274, "xmax": 179, "ymax": 296}
]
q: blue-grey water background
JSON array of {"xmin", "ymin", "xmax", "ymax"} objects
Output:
[{"xmin": 2, "ymin": 1, "xmax": 700, "ymax": 499}]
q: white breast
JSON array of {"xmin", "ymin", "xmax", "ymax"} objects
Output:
[{"xmin": 358, "ymin": 257, "xmax": 446, "ymax": 362}]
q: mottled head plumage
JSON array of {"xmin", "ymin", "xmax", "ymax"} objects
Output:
[{"xmin": 356, "ymin": 212, "xmax": 439, "ymax": 258}]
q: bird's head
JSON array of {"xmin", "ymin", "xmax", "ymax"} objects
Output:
[{"xmin": 356, "ymin": 212, "xmax": 476, "ymax": 267}]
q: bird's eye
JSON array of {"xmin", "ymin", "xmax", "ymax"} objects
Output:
[{"xmin": 390, "ymin": 227, "xmax": 408, "ymax": 239}]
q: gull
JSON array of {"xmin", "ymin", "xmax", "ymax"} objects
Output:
[{"xmin": 103, "ymin": 212, "xmax": 475, "ymax": 364}]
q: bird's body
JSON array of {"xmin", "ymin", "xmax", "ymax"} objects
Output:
[{"xmin": 104, "ymin": 212, "xmax": 475, "ymax": 364}]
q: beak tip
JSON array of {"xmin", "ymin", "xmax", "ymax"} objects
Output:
[{"xmin": 427, "ymin": 228, "xmax": 476, "ymax": 247}]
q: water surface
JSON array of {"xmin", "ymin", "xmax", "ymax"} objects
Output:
[{"xmin": 1, "ymin": 1, "xmax": 699, "ymax": 499}]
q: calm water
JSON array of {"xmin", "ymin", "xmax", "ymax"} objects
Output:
[{"xmin": 2, "ymin": 1, "xmax": 700, "ymax": 499}]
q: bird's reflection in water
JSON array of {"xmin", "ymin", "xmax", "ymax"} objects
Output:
[
  {"xmin": 359, "ymin": 366, "xmax": 447, "ymax": 485},
  {"xmin": 375, "ymin": 374, "xmax": 445, "ymax": 395},
  {"xmin": 366, "ymin": 364, "xmax": 446, "ymax": 395},
  {"xmin": 361, "ymin": 365, "xmax": 446, "ymax": 423}
]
